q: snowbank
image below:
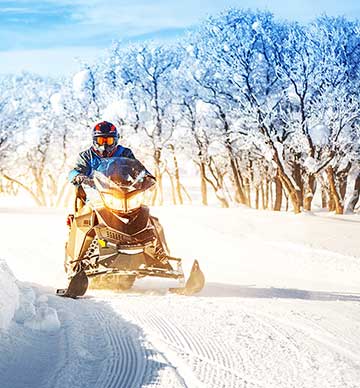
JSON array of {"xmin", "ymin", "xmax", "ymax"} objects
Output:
[
  {"xmin": 14, "ymin": 287, "xmax": 61, "ymax": 333},
  {"xmin": 22, "ymin": 294, "xmax": 60, "ymax": 333},
  {"xmin": 0, "ymin": 259, "xmax": 19, "ymax": 330},
  {"xmin": 0, "ymin": 258, "xmax": 60, "ymax": 332}
]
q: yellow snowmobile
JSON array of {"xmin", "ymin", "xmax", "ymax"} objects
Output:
[{"xmin": 57, "ymin": 157, "xmax": 204, "ymax": 298}]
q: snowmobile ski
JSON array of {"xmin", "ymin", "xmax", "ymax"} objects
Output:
[
  {"xmin": 169, "ymin": 260, "xmax": 205, "ymax": 295},
  {"xmin": 56, "ymin": 270, "xmax": 89, "ymax": 298}
]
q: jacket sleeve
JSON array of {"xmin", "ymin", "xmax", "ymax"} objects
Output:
[
  {"xmin": 123, "ymin": 147, "xmax": 136, "ymax": 159},
  {"xmin": 68, "ymin": 151, "xmax": 91, "ymax": 183}
]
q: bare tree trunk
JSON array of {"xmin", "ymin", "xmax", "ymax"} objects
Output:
[
  {"xmin": 326, "ymin": 166, "xmax": 344, "ymax": 214},
  {"xmin": 328, "ymin": 192, "xmax": 335, "ymax": 212},
  {"xmin": 346, "ymin": 173, "xmax": 360, "ymax": 212},
  {"xmin": 199, "ymin": 162, "xmax": 208, "ymax": 206},
  {"xmin": 244, "ymin": 176, "xmax": 251, "ymax": 207},
  {"xmin": 303, "ymin": 174, "xmax": 316, "ymax": 211},
  {"xmin": 321, "ymin": 186, "xmax": 327, "ymax": 209},
  {"xmin": 265, "ymin": 178, "xmax": 269, "ymax": 209},
  {"xmin": 152, "ymin": 148, "xmax": 164, "ymax": 206},
  {"xmin": 269, "ymin": 180, "xmax": 273, "ymax": 210},
  {"xmin": 169, "ymin": 144, "xmax": 183, "ymax": 205},
  {"xmin": 1, "ymin": 174, "xmax": 44, "ymax": 206},
  {"xmin": 260, "ymin": 182, "xmax": 265, "ymax": 210},
  {"xmin": 279, "ymin": 174, "xmax": 301, "ymax": 213},
  {"xmin": 221, "ymin": 110, "xmax": 247, "ymax": 205},
  {"xmin": 203, "ymin": 157, "xmax": 229, "ymax": 208},
  {"xmin": 293, "ymin": 159, "xmax": 304, "ymax": 208},
  {"xmin": 271, "ymin": 145, "xmax": 301, "ymax": 213},
  {"xmin": 274, "ymin": 169, "xmax": 282, "ymax": 211},
  {"xmin": 283, "ymin": 189, "xmax": 289, "ymax": 212},
  {"xmin": 218, "ymin": 197, "xmax": 229, "ymax": 208},
  {"xmin": 339, "ymin": 162, "xmax": 351, "ymax": 202},
  {"xmin": 255, "ymin": 187, "xmax": 259, "ymax": 209},
  {"xmin": 229, "ymin": 155, "xmax": 247, "ymax": 205},
  {"xmin": 165, "ymin": 169, "xmax": 177, "ymax": 205},
  {"xmin": 180, "ymin": 184, "xmax": 192, "ymax": 204}
]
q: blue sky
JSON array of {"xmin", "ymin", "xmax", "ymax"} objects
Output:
[{"xmin": 1, "ymin": 0, "xmax": 360, "ymax": 76}]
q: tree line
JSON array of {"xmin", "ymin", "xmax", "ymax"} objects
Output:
[{"xmin": 1, "ymin": 9, "xmax": 360, "ymax": 213}]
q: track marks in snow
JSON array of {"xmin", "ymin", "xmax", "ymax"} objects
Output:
[
  {"xmin": 90, "ymin": 301, "xmax": 188, "ymax": 388},
  {"xmin": 113, "ymin": 298, "xmax": 263, "ymax": 388},
  {"xmin": 101, "ymin": 294, "xmax": 360, "ymax": 388},
  {"xmin": 0, "ymin": 323, "xmax": 60, "ymax": 388},
  {"xmin": 53, "ymin": 298, "xmax": 186, "ymax": 388},
  {"xmin": 3, "ymin": 288, "xmax": 360, "ymax": 388},
  {"xmin": 93, "ymin": 310, "xmax": 147, "ymax": 388}
]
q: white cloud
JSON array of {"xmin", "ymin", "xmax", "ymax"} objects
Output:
[
  {"xmin": 1, "ymin": 0, "xmax": 360, "ymax": 77},
  {"xmin": 0, "ymin": 8, "xmax": 32, "ymax": 13},
  {"xmin": 0, "ymin": 47, "xmax": 103, "ymax": 77}
]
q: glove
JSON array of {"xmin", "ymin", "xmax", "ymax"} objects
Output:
[{"xmin": 72, "ymin": 174, "xmax": 87, "ymax": 185}]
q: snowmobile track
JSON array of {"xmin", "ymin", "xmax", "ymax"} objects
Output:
[
  {"xmin": 93, "ymin": 310, "xmax": 147, "ymax": 388},
  {"xmin": 122, "ymin": 306, "xmax": 264, "ymax": 388}
]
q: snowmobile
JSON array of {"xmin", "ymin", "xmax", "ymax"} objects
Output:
[{"xmin": 57, "ymin": 157, "xmax": 205, "ymax": 298}]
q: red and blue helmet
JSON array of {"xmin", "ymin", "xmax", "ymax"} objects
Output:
[{"xmin": 92, "ymin": 121, "xmax": 119, "ymax": 156}]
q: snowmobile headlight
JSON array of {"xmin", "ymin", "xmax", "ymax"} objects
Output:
[
  {"xmin": 126, "ymin": 192, "xmax": 145, "ymax": 211},
  {"xmin": 102, "ymin": 193, "xmax": 125, "ymax": 211}
]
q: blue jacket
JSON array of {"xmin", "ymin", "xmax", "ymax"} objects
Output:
[{"xmin": 69, "ymin": 145, "xmax": 136, "ymax": 183}]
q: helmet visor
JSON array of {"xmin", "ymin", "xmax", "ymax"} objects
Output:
[{"xmin": 96, "ymin": 136, "xmax": 115, "ymax": 146}]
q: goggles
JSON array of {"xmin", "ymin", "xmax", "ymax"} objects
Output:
[{"xmin": 95, "ymin": 136, "xmax": 115, "ymax": 146}]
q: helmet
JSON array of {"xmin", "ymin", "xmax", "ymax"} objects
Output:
[{"xmin": 92, "ymin": 121, "xmax": 119, "ymax": 156}]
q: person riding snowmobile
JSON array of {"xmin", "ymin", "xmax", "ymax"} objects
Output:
[
  {"xmin": 69, "ymin": 121, "xmax": 137, "ymax": 186},
  {"xmin": 69, "ymin": 120, "xmax": 153, "ymax": 207},
  {"xmin": 58, "ymin": 120, "xmax": 205, "ymax": 297},
  {"xmin": 67, "ymin": 120, "xmax": 168, "ymax": 269}
]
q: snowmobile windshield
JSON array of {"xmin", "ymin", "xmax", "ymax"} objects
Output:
[{"xmin": 93, "ymin": 157, "xmax": 156, "ymax": 197}]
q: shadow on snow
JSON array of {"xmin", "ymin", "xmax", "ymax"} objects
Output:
[
  {"xmin": 198, "ymin": 283, "xmax": 360, "ymax": 301},
  {"xmin": 0, "ymin": 284, "xmax": 178, "ymax": 388}
]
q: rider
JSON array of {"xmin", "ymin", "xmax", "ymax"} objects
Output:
[
  {"xmin": 67, "ymin": 120, "xmax": 170, "ymax": 276},
  {"xmin": 69, "ymin": 121, "xmax": 136, "ymax": 185}
]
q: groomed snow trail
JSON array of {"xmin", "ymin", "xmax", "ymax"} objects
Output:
[
  {"xmin": 0, "ymin": 291, "xmax": 187, "ymax": 388},
  {"xmin": 91, "ymin": 291, "xmax": 360, "ymax": 388},
  {"xmin": 1, "ymin": 205, "xmax": 360, "ymax": 387},
  {"xmin": 3, "ymin": 288, "xmax": 360, "ymax": 388}
]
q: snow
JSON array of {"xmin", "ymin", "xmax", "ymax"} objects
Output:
[
  {"xmin": 102, "ymin": 99, "xmax": 130, "ymax": 123},
  {"xmin": 73, "ymin": 69, "xmax": 92, "ymax": 100},
  {"xmin": 195, "ymin": 100, "xmax": 213, "ymax": 115},
  {"xmin": 223, "ymin": 43, "xmax": 230, "ymax": 52},
  {"xmin": 14, "ymin": 284, "xmax": 36, "ymax": 324},
  {"xmin": 207, "ymin": 139, "xmax": 226, "ymax": 156},
  {"xmin": 0, "ymin": 259, "xmax": 19, "ymax": 330},
  {"xmin": 304, "ymin": 156, "xmax": 317, "ymax": 173},
  {"xmin": 0, "ymin": 261, "xmax": 61, "ymax": 333},
  {"xmin": 15, "ymin": 290, "xmax": 60, "ymax": 333},
  {"xmin": 0, "ymin": 203, "xmax": 360, "ymax": 387},
  {"xmin": 309, "ymin": 124, "xmax": 330, "ymax": 146},
  {"xmin": 73, "ymin": 69, "xmax": 91, "ymax": 93},
  {"xmin": 286, "ymin": 84, "xmax": 300, "ymax": 104},
  {"xmin": 252, "ymin": 21, "xmax": 261, "ymax": 31},
  {"xmin": 50, "ymin": 92, "xmax": 63, "ymax": 114},
  {"xmin": 23, "ymin": 303, "xmax": 60, "ymax": 333}
]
